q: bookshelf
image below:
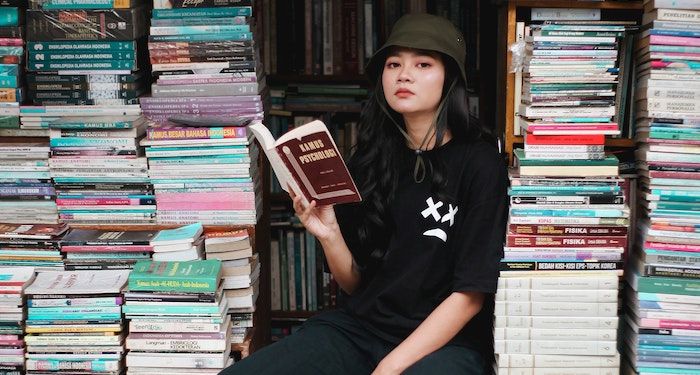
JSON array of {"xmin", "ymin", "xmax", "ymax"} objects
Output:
[{"xmin": 497, "ymin": 0, "xmax": 645, "ymax": 164}]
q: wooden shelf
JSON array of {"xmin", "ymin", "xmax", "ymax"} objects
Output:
[
  {"xmin": 511, "ymin": 0, "xmax": 644, "ymax": 9},
  {"xmin": 270, "ymin": 310, "xmax": 319, "ymax": 320},
  {"xmin": 267, "ymin": 74, "xmax": 369, "ymax": 85}
]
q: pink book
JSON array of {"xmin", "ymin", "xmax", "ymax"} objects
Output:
[
  {"xmin": 61, "ymin": 245, "xmax": 154, "ymax": 253},
  {"xmin": 156, "ymin": 201, "xmax": 255, "ymax": 211},
  {"xmin": 155, "ymin": 192, "xmax": 255, "ymax": 202},
  {"xmin": 650, "ymin": 34, "xmax": 700, "ymax": 47},
  {"xmin": 56, "ymin": 198, "xmax": 148, "ymax": 206},
  {"xmin": 645, "ymin": 241, "xmax": 700, "ymax": 253},
  {"xmin": 640, "ymin": 318, "xmax": 700, "ymax": 330}
]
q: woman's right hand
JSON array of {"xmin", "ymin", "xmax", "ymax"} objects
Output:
[{"xmin": 290, "ymin": 187, "xmax": 339, "ymax": 242}]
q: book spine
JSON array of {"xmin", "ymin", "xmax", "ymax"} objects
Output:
[
  {"xmin": 28, "ymin": 60, "xmax": 136, "ymax": 70},
  {"xmin": 496, "ymin": 288, "xmax": 618, "ymax": 303},
  {"xmin": 495, "ymin": 315, "xmax": 618, "ymax": 329},
  {"xmin": 149, "ymin": 24, "xmax": 249, "ymax": 35},
  {"xmin": 494, "ymin": 327, "xmax": 617, "ymax": 341},
  {"xmin": 507, "ymin": 235, "xmax": 627, "ymax": 247},
  {"xmin": 147, "ymin": 126, "xmax": 248, "ymax": 140},
  {"xmin": 654, "ymin": 8, "xmax": 700, "ymax": 22},
  {"xmin": 153, "ymin": 0, "xmax": 251, "ymax": 7},
  {"xmin": 26, "ymin": 8, "xmax": 144, "ymax": 41},
  {"xmin": 500, "ymin": 260, "xmax": 623, "ymax": 272},
  {"xmin": 638, "ymin": 318, "xmax": 700, "ymax": 330},
  {"xmin": 128, "ymin": 277, "xmax": 218, "ymax": 293},
  {"xmin": 126, "ymin": 337, "xmax": 226, "ymax": 352},
  {"xmin": 152, "ymin": 7, "xmax": 252, "ymax": 19},
  {"xmin": 508, "ymin": 224, "xmax": 627, "ymax": 236},
  {"xmin": 129, "ymin": 320, "xmax": 223, "ymax": 333},
  {"xmin": 26, "ymin": 359, "xmax": 120, "ymax": 372},
  {"xmin": 494, "ymin": 339, "xmax": 617, "ymax": 356},
  {"xmin": 151, "ymin": 83, "xmax": 258, "ymax": 97},
  {"xmin": 637, "ymin": 276, "xmax": 700, "ymax": 296},
  {"xmin": 498, "ymin": 275, "xmax": 618, "ymax": 289},
  {"xmin": 122, "ymin": 304, "xmax": 220, "ymax": 314},
  {"xmin": 650, "ymin": 33, "xmax": 700, "ymax": 47},
  {"xmin": 496, "ymin": 301, "xmax": 617, "ymax": 317}
]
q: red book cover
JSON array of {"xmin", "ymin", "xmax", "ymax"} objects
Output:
[
  {"xmin": 508, "ymin": 224, "xmax": 628, "ymax": 236},
  {"xmin": 249, "ymin": 120, "xmax": 361, "ymax": 206},
  {"xmin": 506, "ymin": 234, "xmax": 627, "ymax": 247},
  {"xmin": 524, "ymin": 132, "xmax": 605, "ymax": 145}
]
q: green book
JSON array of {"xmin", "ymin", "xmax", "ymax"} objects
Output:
[
  {"xmin": 636, "ymin": 276, "xmax": 700, "ymax": 297},
  {"xmin": 128, "ymin": 260, "xmax": 221, "ymax": 293},
  {"xmin": 514, "ymin": 149, "xmax": 619, "ymax": 166}
]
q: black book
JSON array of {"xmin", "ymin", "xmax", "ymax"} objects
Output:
[{"xmin": 60, "ymin": 229, "xmax": 158, "ymax": 246}]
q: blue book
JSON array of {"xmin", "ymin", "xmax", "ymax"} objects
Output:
[
  {"xmin": 148, "ymin": 31, "xmax": 252, "ymax": 42},
  {"xmin": 152, "ymin": 6, "xmax": 252, "ymax": 19},
  {"xmin": 651, "ymin": 29, "xmax": 700, "ymax": 38},
  {"xmin": 509, "ymin": 208, "xmax": 628, "ymax": 217},
  {"xmin": 509, "ymin": 185, "xmax": 620, "ymax": 192},
  {"xmin": 0, "ymin": 8, "xmax": 19, "ymax": 26},
  {"xmin": 151, "ymin": 223, "xmax": 203, "ymax": 246}
]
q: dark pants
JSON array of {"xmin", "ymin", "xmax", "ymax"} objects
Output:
[{"xmin": 219, "ymin": 310, "xmax": 485, "ymax": 375}]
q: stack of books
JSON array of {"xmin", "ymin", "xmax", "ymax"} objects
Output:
[
  {"xmin": 0, "ymin": 267, "xmax": 35, "ymax": 375},
  {"xmin": 0, "ymin": 223, "xmax": 66, "ymax": 270},
  {"xmin": 140, "ymin": 2, "xmax": 263, "ymax": 126},
  {"xmin": 204, "ymin": 228, "xmax": 258, "ymax": 345},
  {"xmin": 518, "ymin": 21, "xmax": 626, "ymax": 139},
  {"xmin": 23, "ymin": 270, "xmax": 129, "ymax": 374},
  {"xmin": 0, "ymin": 141, "xmax": 58, "ymax": 224},
  {"xmin": 19, "ymin": 105, "xmax": 153, "ymax": 224},
  {"xmin": 499, "ymin": 14, "xmax": 634, "ymax": 373},
  {"xmin": 140, "ymin": 124, "xmax": 259, "ymax": 226},
  {"xmin": 0, "ymin": 0, "xmax": 23, "ymax": 136},
  {"xmin": 59, "ymin": 228, "xmax": 158, "ymax": 270},
  {"xmin": 124, "ymin": 260, "xmax": 232, "ymax": 374},
  {"xmin": 150, "ymin": 222, "xmax": 205, "ymax": 261},
  {"xmin": 623, "ymin": 2, "xmax": 700, "ymax": 374},
  {"xmin": 24, "ymin": 0, "xmax": 147, "ymax": 106}
]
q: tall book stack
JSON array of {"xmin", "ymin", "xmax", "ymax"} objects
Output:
[
  {"xmin": 23, "ymin": 270, "xmax": 130, "ymax": 375},
  {"xmin": 20, "ymin": 106, "xmax": 154, "ymax": 224},
  {"xmin": 499, "ymin": 15, "xmax": 634, "ymax": 374},
  {"xmin": 204, "ymin": 228, "xmax": 258, "ymax": 346},
  {"xmin": 124, "ymin": 260, "xmax": 232, "ymax": 374},
  {"xmin": 0, "ymin": 141, "xmax": 58, "ymax": 225},
  {"xmin": 0, "ymin": 0, "xmax": 23, "ymax": 136},
  {"xmin": 623, "ymin": 1, "xmax": 700, "ymax": 374},
  {"xmin": 0, "ymin": 223, "xmax": 67, "ymax": 270},
  {"xmin": 59, "ymin": 228, "xmax": 158, "ymax": 270},
  {"xmin": 0, "ymin": 267, "xmax": 35, "ymax": 375}
]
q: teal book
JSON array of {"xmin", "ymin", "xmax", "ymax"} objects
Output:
[
  {"xmin": 128, "ymin": 260, "xmax": 221, "ymax": 293},
  {"xmin": 651, "ymin": 189, "xmax": 700, "ymax": 198},
  {"xmin": 122, "ymin": 304, "xmax": 222, "ymax": 315},
  {"xmin": 148, "ymin": 31, "xmax": 252, "ymax": 42},
  {"xmin": 27, "ymin": 306, "xmax": 120, "ymax": 315},
  {"xmin": 152, "ymin": 7, "xmax": 252, "ymax": 19},
  {"xmin": 28, "ymin": 41, "xmax": 136, "ymax": 51},
  {"xmin": 636, "ymin": 276, "xmax": 700, "ymax": 297},
  {"xmin": 150, "ymin": 24, "xmax": 250, "ymax": 35},
  {"xmin": 29, "ymin": 51, "xmax": 136, "ymax": 62},
  {"xmin": 151, "ymin": 223, "xmax": 203, "ymax": 246},
  {"xmin": 49, "ymin": 137, "xmax": 135, "ymax": 147},
  {"xmin": 28, "ymin": 312, "xmax": 122, "ymax": 320},
  {"xmin": 0, "ymin": 8, "xmax": 19, "ymax": 27},
  {"xmin": 29, "ymin": 60, "xmax": 136, "ymax": 71},
  {"xmin": 509, "ymin": 185, "xmax": 620, "ymax": 193},
  {"xmin": 514, "ymin": 149, "xmax": 619, "ymax": 166}
]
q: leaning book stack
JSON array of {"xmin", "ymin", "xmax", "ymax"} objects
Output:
[
  {"xmin": 623, "ymin": 1, "xmax": 700, "ymax": 374},
  {"xmin": 204, "ymin": 228, "xmax": 258, "ymax": 346},
  {"xmin": 20, "ymin": 106, "xmax": 155, "ymax": 224},
  {"xmin": 150, "ymin": 222, "xmax": 204, "ymax": 261},
  {"xmin": 23, "ymin": 270, "xmax": 129, "ymax": 374},
  {"xmin": 0, "ymin": 267, "xmax": 35, "ymax": 375},
  {"xmin": 0, "ymin": 0, "xmax": 24, "ymax": 136},
  {"xmin": 0, "ymin": 223, "xmax": 67, "ymax": 270},
  {"xmin": 124, "ymin": 260, "xmax": 232, "ymax": 374},
  {"xmin": 0, "ymin": 141, "xmax": 58, "ymax": 225}
]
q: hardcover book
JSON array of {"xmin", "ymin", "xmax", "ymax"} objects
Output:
[
  {"xmin": 127, "ymin": 259, "xmax": 221, "ymax": 293},
  {"xmin": 248, "ymin": 120, "xmax": 360, "ymax": 206}
]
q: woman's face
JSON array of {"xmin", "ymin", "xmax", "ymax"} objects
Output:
[{"xmin": 382, "ymin": 47, "xmax": 445, "ymax": 119}]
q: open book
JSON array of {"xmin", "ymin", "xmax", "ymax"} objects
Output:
[{"xmin": 248, "ymin": 120, "xmax": 361, "ymax": 206}]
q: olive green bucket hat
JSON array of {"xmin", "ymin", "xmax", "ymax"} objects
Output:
[{"xmin": 365, "ymin": 13, "xmax": 467, "ymax": 85}]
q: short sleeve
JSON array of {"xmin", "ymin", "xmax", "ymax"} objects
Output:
[{"xmin": 451, "ymin": 148, "xmax": 509, "ymax": 294}]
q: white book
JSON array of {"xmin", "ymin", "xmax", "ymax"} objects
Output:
[
  {"xmin": 496, "ymin": 367, "xmax": 619, "ymax": 375},
  {"xmin": 495, "ymin": 339, "xmax": 617, "ymax": 355},
  {"xmin": 496, "ymin": 301, "xmax": 617, "ymax": 317},
  {"xmin": 498, "ymin": 275, "xmax": 618, "ymax": 290},
  {"xmin": 495, "ymin": 327, "xmax": 617, "ymax": 341},
  {"xmin": 126, "ymin": 349, "xmax": 231, "ymax": 369},
  {"xmin": 25, "ymin": 270, "xmax": 128, "ymax": 295},
  {"xmin": 495, "ymin": 316, "xmax": 619, "ymax": 330},
  {"xmin": 496, "ymin": 289, "xmax": 618, "ymax": 303}
]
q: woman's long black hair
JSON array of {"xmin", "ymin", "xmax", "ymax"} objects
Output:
[{"xmin": 344, "ymin": 50, "xmax": 497, "ymax": 274}]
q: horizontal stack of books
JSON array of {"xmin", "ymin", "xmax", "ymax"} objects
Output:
[
  {"xmin": 141, "ymin": 123, "xmax": 259, "ymax": 226},
  {"xmin": 150, "ymin": 222, "xmax": 204, "ymax": 261},
  {"xmin": 23, "ymin": 270, "xmax": 129, "ymax": 374},
  {"xmin": 0, "ymin": 223, "xmax": 66, "ymax": 270},
  {"xmin": 59, "ymin": 228, "xmax": 158, "ymax": 271},
  {"xmin": 124, "ymin": 260, "xmax": 232, "ymax": 373},
  {"xmin": 623, "ymin": 1, "xmax": 700, "ymax": 374},
  {"xmin": 0, "ymin": 1, "xmax": 23, "ymax": 137},
  {"xmin": 204, "ymin": 228, "xmax": 258, "ymax": 346},
  {"xmin": 0, "ymin": 267, "xmax": 35, "ymax": 375},
  {"xmin": 19, "ymin": 105, "xmax": 154, "ymax": 224},
  {"xmin": 0, "ymin": 141, "xmax": 57, "ymax": 225}
]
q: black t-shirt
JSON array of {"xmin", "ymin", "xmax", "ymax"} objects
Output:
[{"xmin": 335, "ymin": 138, "xmax": 508, "ymax": 365}]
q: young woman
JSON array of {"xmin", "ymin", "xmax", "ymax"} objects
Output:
[{"xmin": 221, "ymin": 13, "xmax": 508, "ymax": 375}]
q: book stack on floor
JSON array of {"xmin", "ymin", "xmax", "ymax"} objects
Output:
[
  {"xmin": 140, "ymin": 122, "xmax": 260, "ymax": 226},
  {"xmin": 0, "ymin": 223, "xmax": 66, "ymax": 270},
  {"xmin": 24, "ymin": 0, "xmax": 147, "ymax": 106},
  {"xmin": 204, "ymin": 228, "xmax": 258, "ymax": 346},
  {"xmin": 0, "ymin": 267, "xmax": 35, "ymax": 375},
  {"xmin": 23, "ymin": 269, "xmax": 129, "ymax": 374},
  {"xmin": 59, "ymin": 228, "xmax": 158, "ymax": 271},
  {"xmin": 140, "ymin": 0, "xmax": 264, "ymax": 126},
  {"xmin": 0, "ymin": 141, "xmax": 58, "ymax": 225},
  {"xmin": 150, "ymin": 222, "xmax": 204, "ymax": 261},
  {"xmin": 623, "ymin": 2, "xmax": 700, "ymax": 374},
  {"xmin": 124, "ymin": 259, "xmax": 232, "ymax": 374},
  {"xmin": 20, "ymin": 105, "xmax": 154, "ymax": 224},
  {"xmin": 501, "ymin": 16, "xmax": 634, "ymax": 370},
  {"xmin": 0, "ymin": 0, "xmax": 24, "ymax": 137}
]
